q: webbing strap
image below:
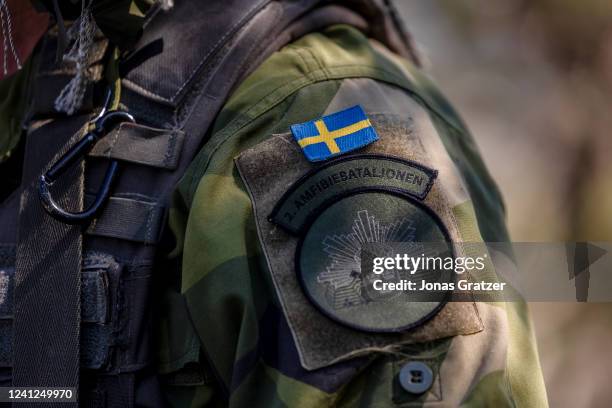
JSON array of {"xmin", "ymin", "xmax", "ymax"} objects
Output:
[
  {"xmin": 88, "ymin": 122, "xmax": 185, "ymax": 170},
  {"xmin": 13, "ymin": 115, "xmax": 88, "ymax": 404},
  {"xmin": 86, "ymin": 195, "xmax": 165, "ymax": 244}
]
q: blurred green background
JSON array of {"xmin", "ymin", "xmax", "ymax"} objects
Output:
[{"xmin": 393, "ymin": 1, "xmax": 612, "ymax": 406}]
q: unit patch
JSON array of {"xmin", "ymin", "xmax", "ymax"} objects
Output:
[
  {"xmin": 290, "ymin": 105, "xmax": 378, "ymax": 162},
  {"xmin": 235, "ymin": 115, "xmax": 483, "ymax": 370},
  {"xmin": 270, "ymin": 155, "xmax": 437, "ymax": 234},
  {"xmin": 269, "ymin": 155, "xmax": 450, "ymax": 331},
  {"xmin": 296, "ymin": 190, "xmax": 453, "ymax": 332}
]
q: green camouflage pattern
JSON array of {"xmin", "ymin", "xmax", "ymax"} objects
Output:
[{"xmin": 162, "ymin": 25, "xmax": 548, "ymax": 407}]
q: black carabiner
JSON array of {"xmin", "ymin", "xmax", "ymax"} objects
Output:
[{"xmin": 38, "ymin": 111, "xmax": 135, "ymax": 224}]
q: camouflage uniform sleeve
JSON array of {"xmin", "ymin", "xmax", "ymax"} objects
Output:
[{"xmin": 164, "ymin": 25, "xmax": 548, "ymax": 407}]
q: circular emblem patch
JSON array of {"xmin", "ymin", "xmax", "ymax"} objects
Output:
[{"xmin": 296, "ymin": 190, "xmax": 454, "ymax": 332}]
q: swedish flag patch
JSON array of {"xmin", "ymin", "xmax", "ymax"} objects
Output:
[{"xmin": 290, "ymin": 105, "xmax": 379, "ymax": 162}]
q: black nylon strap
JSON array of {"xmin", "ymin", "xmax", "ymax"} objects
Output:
[{"xmin": 13, "ymin": 115, "xmax": 89, "ymax": 404}]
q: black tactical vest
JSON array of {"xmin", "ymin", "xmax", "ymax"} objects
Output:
[{"xmin": 0, "ymin": 1, "xmax": 417, "ymax": 406}]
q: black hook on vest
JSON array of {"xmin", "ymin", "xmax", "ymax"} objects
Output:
[{"xmin": 38, "ymin": 110, "xmax": 135, "ymax": 224}]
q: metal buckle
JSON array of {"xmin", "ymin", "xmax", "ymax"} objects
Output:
[{"xmin": 38, "ymin": 110, "xmax": 135, "ymax": 224}]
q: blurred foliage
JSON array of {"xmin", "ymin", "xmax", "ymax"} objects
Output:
[
  {"xmin": 439, "ymin": 0, "xmax": 612, "ymax": 69},
  {"xmin": 421, "ymin": 0, "xmax": 612, "ymax": 249}
]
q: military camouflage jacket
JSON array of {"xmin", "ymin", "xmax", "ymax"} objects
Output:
[
  {"xmin": 0, "ymin": 18, "xmax": 548, "ymax": 408},
  {"xmin": 154, "ymin": 25, "xmax": 549, "ymax": 407}
]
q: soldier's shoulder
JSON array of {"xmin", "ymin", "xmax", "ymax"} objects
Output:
[
  {"xmin": 179, "ymin": 25, "xmax": 417, "ymax": 203},
  {"xmin": 211, "ymin": 24, "xmax": 414, "ymax": 132}
]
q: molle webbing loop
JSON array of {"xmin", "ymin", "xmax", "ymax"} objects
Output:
[
  {"xmin": 86, "ymin": 194, "xmax": 166, "ymax": 244},
  {"xmin": 88, "ymin": 123, "xmax": 185, "ymax": 170}
]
